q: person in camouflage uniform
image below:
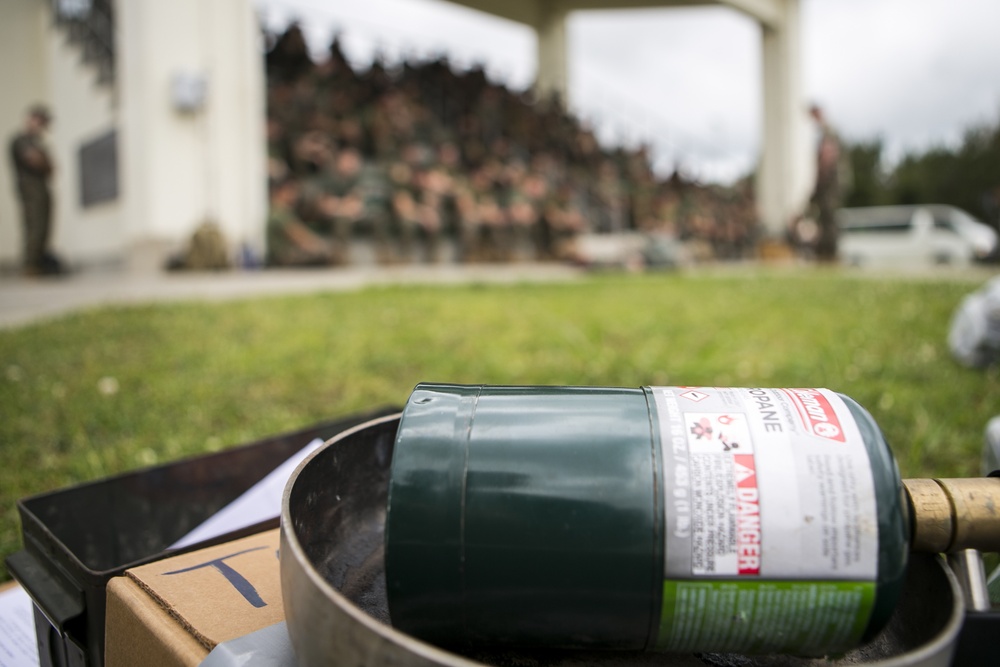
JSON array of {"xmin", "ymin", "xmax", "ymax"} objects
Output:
[
  {"xmin": 260, "ymin": 23, "xmax": 782, "ymax": 270},
  {"xmin": 356, "ymin": 158, "xmax": 394, "ymax": 264},
  {"xmin": 266, "ymin": 178, "xmax": 335, "ymax": 267},
  {"xmin": 541, "ymin": 181, "xmax": 587, "ymax": 262},
  {"xmin": 312, "ymin": 147, "xmax": 366, "ymax": 264},
  {"xmin": 467, "ymin": 164, "xmax": 508, "ymax": 262},
  {"xmin": 809, "ymin": 104, "xmax": 843, "ymax": 262},
  {"xmin": 502, "ymin": 161, "xmax": 540, "ymax": 262},
  {"xmin": 392, "ymin": 165, "xmax": 445, "ymax": 264},
  {"xmin": 9, "ymin": 105, "xmax": 57, "ymax": 276}
]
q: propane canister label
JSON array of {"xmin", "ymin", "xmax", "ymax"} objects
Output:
[{"xmin": 651, "ymin": 387, "xmax": 878, "ymax": 653}]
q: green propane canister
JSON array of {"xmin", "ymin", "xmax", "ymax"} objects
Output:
[{"xmin": 384, "ymin": 384, "xmax": 909, "ymax": 656}]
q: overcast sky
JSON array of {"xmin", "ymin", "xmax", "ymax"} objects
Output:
[{"xmin": 255, "ymin": 0, "xmax": 1000, "ymax": 183}]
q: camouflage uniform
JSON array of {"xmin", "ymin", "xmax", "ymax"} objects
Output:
[
  {"xmin": 266, "ymin": 201, "xmax": 333, "ymax": 267},
  {"xmin": 541, "ymin": 183, "xmax": 586, "ymax": 262},
  {"xmin": 391, "ymin": 164, "xmax": 446, "ymax": 264},
  {"xmin": 314, "ymin": 150, "xmax": 366, "ymax": 264},
  {"xmin": 810, "ymin": 109, "xmax": 843, "ymax": 262},
  {"xmin": 9, "ymin": 129, "xmax": 53, "ymax": 274},
  {"xmin": 358, "ymin": 161, "xmax": 394, "ymax": 263}
]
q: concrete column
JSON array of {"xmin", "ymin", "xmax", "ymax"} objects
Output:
[
  {"xmin": 534, "ymin": 1, "xmax": 568, "ymax": 106},
  {"xmin": 755, "ymin": 0, "xmax": 810, "ymax": 240}
]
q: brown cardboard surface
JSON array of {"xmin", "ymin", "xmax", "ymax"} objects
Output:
[
  {"xmin": 106, "ymin": 576, "xmax": 207, "ymax": 667},
  {"xmin": 105, "ymin": 529, "xmax": 284, "ymax": 667}
]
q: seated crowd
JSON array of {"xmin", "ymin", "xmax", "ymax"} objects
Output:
[{"xmin": 264, "ymin": 24, "xmax": 758, "ymax": 267}]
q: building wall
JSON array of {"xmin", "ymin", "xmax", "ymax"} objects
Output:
[
  {"xmin": 47, "ymin": 28, "xmax": 122, "ymax": 265},
  {"xmin": 0, "ymin": 0, "xmax": 49, "ymax": 269},
  {"xmin": 119, "ymin": 0, "xmax": 266, "ymax": 263},
  {"xmin": 1, "ymin": 0, "xmax": 266, "ymax": 272}
]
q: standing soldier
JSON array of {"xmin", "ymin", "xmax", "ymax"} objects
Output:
[
  {"xmin": 809, "ymin": 104, "xmax": 844, "ymax": 262},
  {"xmin": 9, "ymin": 105, "xmax": 58, "ymax": 276}
]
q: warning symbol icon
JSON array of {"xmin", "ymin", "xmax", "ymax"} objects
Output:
[{"xmin": 680, "ymin": 390, "xmax": 709, "ymax": 402}]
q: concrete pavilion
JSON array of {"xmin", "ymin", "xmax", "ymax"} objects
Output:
[{"xmin": 0, "ymin": 0, "xmax": 811, "ymax": 273}]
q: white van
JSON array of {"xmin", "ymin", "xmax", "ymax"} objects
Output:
[{"xmin": 837, "ymin": 205, "xmax": 997, "ymax": 267}]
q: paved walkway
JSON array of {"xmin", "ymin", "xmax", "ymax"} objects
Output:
[
  {"xmin": 3, "ymin": 260, "xmax": 994, "ymax": 331},
  {"xmin": 0, "ymin": 263, "xmax": 582, "ymax": 329}
]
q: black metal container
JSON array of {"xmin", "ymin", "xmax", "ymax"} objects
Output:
[{"xmin": 5, "ymin": 406, "xmax": 396, "ymax": 667}]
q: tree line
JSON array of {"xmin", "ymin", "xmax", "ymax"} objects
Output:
[{"xmin": 843, "ymin": 115, "xmax": 1000, "ymax": 229}]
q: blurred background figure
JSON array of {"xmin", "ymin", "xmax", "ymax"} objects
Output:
[
  {"xmin": 808, "ymin": 104, "xmax": 845, "ymax": 263},
  {"xmin": 255, "ymin": 25, "xmax": 773, "ymax": 269},
  {"xmin": 266, "ymin": 176, "xmax": 336, "ymax": 267},
  {"xmin": 8, "ymin": 104, "xmax": 59, "ymax": 276}
]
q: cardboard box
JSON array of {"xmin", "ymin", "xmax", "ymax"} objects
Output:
[{"xmin": 105, "ymin": 529, "xmax": 284, "ymax": 667}]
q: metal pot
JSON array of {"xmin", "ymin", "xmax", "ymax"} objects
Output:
[{"xmin": 281, "ymin": 415, "xmax": 964, "ymax": 667}]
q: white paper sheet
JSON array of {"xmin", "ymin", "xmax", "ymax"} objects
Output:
[
  {"xmin": 0, "ymin": 584, "xmax": 40, "ymax": 667},
  {"xmin": 170, "ymin": 438, "xmax": 325, "ymax": 549}
]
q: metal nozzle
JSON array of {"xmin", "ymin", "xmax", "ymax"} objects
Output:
[{"xmin": 904, "ymin": 477, "xmax": 1000, "ymax": 553}]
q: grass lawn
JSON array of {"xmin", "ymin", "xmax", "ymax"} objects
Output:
[{"xmin": 1, "ymin": 269, "xmax": 997, "ymax": 579}]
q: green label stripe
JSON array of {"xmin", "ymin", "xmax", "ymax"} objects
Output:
[{"xmin": 656, "ymin": 579, "xmax": 875, "ymax": 654}]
